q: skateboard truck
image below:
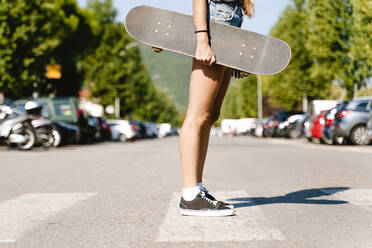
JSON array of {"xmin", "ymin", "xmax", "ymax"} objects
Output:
[{"xmin": 152, "ymin": 47, "xmax": 163, "ymax": 53}]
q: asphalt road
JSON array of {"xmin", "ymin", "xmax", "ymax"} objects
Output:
[{"xmin": 0, "ymin": 136, "xmax": 372, "ymax": 248}]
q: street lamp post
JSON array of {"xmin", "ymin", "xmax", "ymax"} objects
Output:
[
  {"xmin": 115, "ymin": 97, "xmax": 120, "ymax": 119},
  {"xmin": 257, "ymin": 76, "xmax": 263, "ymax": 120}
]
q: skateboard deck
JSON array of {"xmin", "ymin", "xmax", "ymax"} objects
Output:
[{"xmin": 125, "ymin": 6, "xmax": 291, "ymax": 75}]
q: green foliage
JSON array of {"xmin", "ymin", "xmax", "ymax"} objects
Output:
[
  {"xmin": 236, "ymin": 75, "xmax": 258, "ymax": 118},
  {"xmin": 348, "ymin": 0, "xmax": 372, "ymax": 97},
  {"xmin": 0, "ymin": 0, "xmax": 92, "ymax": 98},
  {"xmin": 220, "ymin": 82, "xmax": 240, "ymax": 120},
  {"xmin": 266, "ymin": 3, "xmax": 332, "ymax": 110},
  {"xmin": 80, "ymin": 0, "xmax": 179, "ymax": 125},
  {"xmin": 219, "ymin": 76, "xmax": 258, "ymax": 122},
  {"xmin": 306, "ymin": 0, "xmax": 353, "ymax": 98},
  {"xmin": 139, "ymin": 45, "xmax": 192, "ymax": 112},
  {"xmin": 265, "ymin": 0, "xmax": 372, "ymax": 109}
]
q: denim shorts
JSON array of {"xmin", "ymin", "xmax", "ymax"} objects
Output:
[{"xmin": 208, "ymin": 0, "xmax": 243, "ymax": 28}]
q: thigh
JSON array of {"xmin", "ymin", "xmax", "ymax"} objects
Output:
[
  {"xmin": 186, "ymin": 59, "xmax": 226, "ymax": 118},
  {"xmin": 211, "ymin": 68, "xmax": 232, "ymax": 114}
]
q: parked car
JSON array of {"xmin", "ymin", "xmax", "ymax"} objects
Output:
[
  {"xmin": 221, "ymin": 119, "xmax": 239, "ymax": 136},
  {"xmin": 53, "ymin": 121, "xmax": 80, "ymax": 146},
  {"xmin": 97, "ymin": 117, "xmax": 112, "ymax": 141},
  {"xmin": 253, "ymin": 119, "xmax": 266, "ymax": 137},
  {"xmin": 279, "ymin": 114, "xmax": 308, "ymax": 138},
  {"xmin": 157, "ymin": 123, "xmax": 179, "ymax": 138},
  {"xmin": 250, "ymin": 119, "xmax": 264, "ymax": 137},
  {"xmin": 237, "ymin": 118, "xmax": 256, "ymax": 135},
  {"xmin": 169, "ymin": 127, "xmax": 179, "ymax": 136},
  {"xmin": 24, "ymin": 101, "xmax": 55, "ymax": 147},
  {"xmin": 301, "ymin": 114, "xmax": 313, "ymax": 141},
  {"xmin": 274, "ymin": 111, "xmax": 304, "ymax": 137},
  {"xmin": 332, "ymin": 97, "xmax": 372, "ymax": 145},
  {"xmin": 130, "ymin": 121, "xmax": 147, "ymax": 139},
  {"xmin": 108, "ymin": 120, "xmax": 136, "ymax": 142},
  {"xmin": 309, "ymin": 100, "xmax": 339, "ymax": 119},
  {"xmin": 311, "ymin": 110, "xmax": 328, "ymax": 141},
  {"xmin": 0, "ymin": 105, "xmax": 36, "ymax": 150},
  {"xmin": 262, "ymin": 116, "xmax": 275, "ymax": 137},
  {"xmin": 367, "ymin": 110, "xmax": 372, "ymax": 142},
  {"xmin": 87, "ymin": 116, "xmax": 102, "ymax": 142},
  {"xmin": 322, "ymin": 103, "xmax": 347, "ymax": 144},
  {"xmin": 144, "ymin": 122, "xmax": 159, "ymax": 138},
  {"xmin": 15, "ymin": 97, "xmax": 82, "ymax": 145}
]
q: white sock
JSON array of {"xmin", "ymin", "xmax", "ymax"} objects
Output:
[{"xmin": 182, "ymin": 186, "xmax": 201, "ymax": 201}]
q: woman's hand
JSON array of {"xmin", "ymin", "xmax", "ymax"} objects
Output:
[{"xmin": 195, "ymin": 33, "xmax": 216, "ymax": 66}]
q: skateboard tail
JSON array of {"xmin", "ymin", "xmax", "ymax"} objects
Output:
[{"xmin": 124, "ymin": 6, "xmax": 144, "ymax": 42}]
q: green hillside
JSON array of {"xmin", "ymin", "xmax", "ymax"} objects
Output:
[{"xmin": 139, "ymin": 45, "xmax": 192, "ymax": 112}]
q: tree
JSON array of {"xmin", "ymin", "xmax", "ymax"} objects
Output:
[
  {"xmin": 236, "ymin": 75, "xmax": 258, "ymax": 118},
  {"xmin": 306, "ymin": 0, "xmax": 372, "ymax": 98},
  {"xmin": 348, "ymin": 0, "xmax": 372, "ymax": 96},
  {"xmin": 223, "ymin": 0, "xmax": 372, "ymax": 118},
  {"xmin": 306, "ymin": 0, "xmax": 353, "ymax": 98},
  {"xmin": 0, "ymin": 0, "xmax": 92, "ymax": 98},
  {"xmin": 265, "ymin": 3, "xmax": 324, "ymax": 110},
  {"xmin": 220, "ymin": 82, "xmax": 240, "ymax": 121},
  {"xmin": 80, "ymin": 0, "xmax": 178, "ymax": 125}
]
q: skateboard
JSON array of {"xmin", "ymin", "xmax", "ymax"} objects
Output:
[{"xmin": 125, "ymin": 6, "xmax": 291, "ymax": 76}]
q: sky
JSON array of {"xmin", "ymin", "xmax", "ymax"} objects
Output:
[{"xmin": 77, "ymin": 0, "xmax": 292, "ymax": 35}]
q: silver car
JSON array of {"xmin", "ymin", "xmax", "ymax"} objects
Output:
[
  {"xmin": 108, "ymin": 120, "xmax": 136, "ymax": 142},
  {"xmin": 332, "ymin": 97, "xmax": 372, "ymax": 145},
  {"xmin": 367, "ymin": 110, "xmax": 372, "ymax": 142}
]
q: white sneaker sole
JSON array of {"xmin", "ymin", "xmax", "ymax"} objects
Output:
[
  {"xmin": 180, "ymin": 208, "xmax": 235, "ymax": 217},
  {"xmin": 224, "ymin": 204, "xmax": 234, "ymax": 209}
]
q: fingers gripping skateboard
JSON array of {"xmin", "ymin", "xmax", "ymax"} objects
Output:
[{"xmin": 152, "ymin": 47, "xmax": 164, "ymax": 53}]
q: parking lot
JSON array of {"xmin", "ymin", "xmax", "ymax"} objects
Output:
[{"xmin": 1, "ymin": 136, "xmax": 372, "ymax": 248}]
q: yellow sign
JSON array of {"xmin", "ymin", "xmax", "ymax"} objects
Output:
[{"xmin": 46, "ymin": 64, "xmax": 62, "ymax": 79}]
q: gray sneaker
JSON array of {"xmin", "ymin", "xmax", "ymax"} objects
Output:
[
  {"xmin": 201, "ymin": 188, "xmax": 234, "ymax": 210},
  {"xmin": 179, "ymin": 191, "xmax": 235, "ymax": 216}
]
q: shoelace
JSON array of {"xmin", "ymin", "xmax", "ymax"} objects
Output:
[{"xmin": 200, "ymin": 191, "xmax": 218, "ymax": 206}]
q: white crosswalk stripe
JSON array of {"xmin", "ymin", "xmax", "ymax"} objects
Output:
[
  {"xmin": 157, "ymin": 191, "xmax": 285, "ymax": 242},
  {"xmin": 0, "ymin": 193, "xmax": 96, "ymax": 243}
]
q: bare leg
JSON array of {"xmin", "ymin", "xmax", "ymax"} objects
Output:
[
  {"xmin": 197, "ymin": 68, "xmax": 233, "ymax": 183},
  {"xmin": 179, "ymin": 59, "xmax": 226, "ymax": 188}
]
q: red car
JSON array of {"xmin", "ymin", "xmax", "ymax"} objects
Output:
[{"xmin": 311, "ymin": 110, "xmax": 328, "ymax": 139}]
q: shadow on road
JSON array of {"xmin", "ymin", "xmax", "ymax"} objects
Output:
[{"xmin": 228, "ymin": 187, "xmax": 350, "ymax": 208}]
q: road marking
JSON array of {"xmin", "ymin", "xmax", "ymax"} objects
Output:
[
  {"xmin": 321, "ymin": 189, "xmax": 372, "ymax": 206},
  {"xmin": 0, "ymin": 193, "xmax": 96, "ymax": 243},
  {"xmin": 157, "ymin": 191, "xmax": 285, "ymax": 242}
]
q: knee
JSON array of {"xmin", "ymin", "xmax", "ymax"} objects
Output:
[{"xmin": 185, "ymin": 112, "xmax": 214, "ymax": 129}]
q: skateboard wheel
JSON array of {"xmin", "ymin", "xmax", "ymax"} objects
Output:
[{"xmin": 152, "ymin": 47, "xmax": 163, "ymax": 53}]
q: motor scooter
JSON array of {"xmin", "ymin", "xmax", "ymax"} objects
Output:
[
  {"xmin": 24, "ymin": 101, "xmax": 57, "ymax": 147},
  {"xmin": 0, "ymin": 105, "xmax": 36, "ymax": 150}
]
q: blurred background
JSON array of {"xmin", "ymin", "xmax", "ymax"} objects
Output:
[{"xmin": 0, "ymin": 0, "xmax": 371, "ymax": 150}]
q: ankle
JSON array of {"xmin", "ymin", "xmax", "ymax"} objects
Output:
[
  {"xmin": 182, "ymin": 186, "xmax": 201, "ymax": 201},
  {"xmin": 198, "ymin": 182, "xmax": 205, "ymax": 191}
]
